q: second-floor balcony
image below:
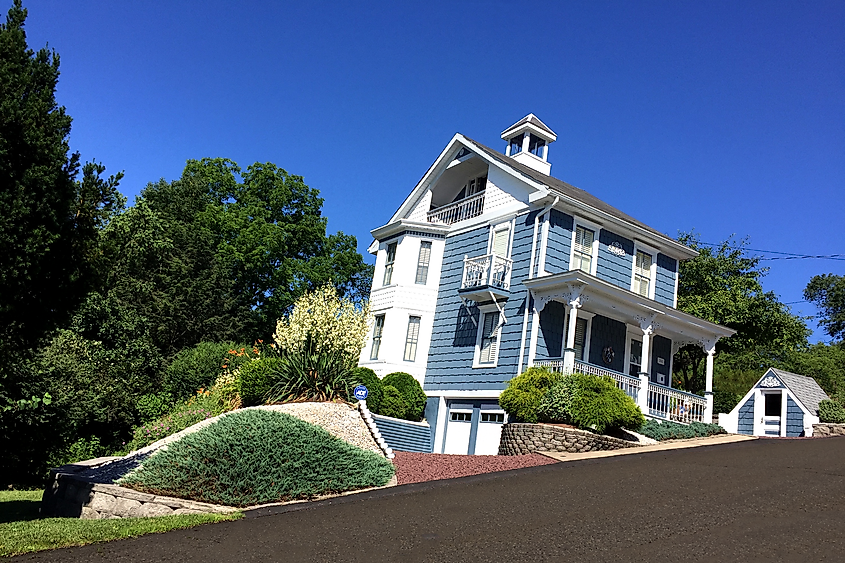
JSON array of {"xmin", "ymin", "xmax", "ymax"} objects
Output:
[
  {"xmin": 427, "ymin": 191, "xmax": 485, "ymax": 225},
  {"xmin": 458, "ymin": 253, "xmax": 512, "ymax": 301}
]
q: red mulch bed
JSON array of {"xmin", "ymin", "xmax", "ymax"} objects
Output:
[{"xmin": 392, "ymin": 452, "xmax": 558, "ymax": 485}]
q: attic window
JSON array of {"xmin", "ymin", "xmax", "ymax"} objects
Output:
[
  {"xmin": 456, "ymin": 147, "xmax": 471, "ymax": 159},
  {"xmin": 509, "ymin": 136, "xmax": 522, "ymax": 155},
  {"xmin": 529, "ymin": 134, "xmax": 545, "ymax": 157}
]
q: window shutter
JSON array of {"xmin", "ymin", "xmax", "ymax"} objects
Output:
[
  {"xmin": 573, "ymin": 318, "xmax": 587, "ymax": 360},
  {"xmin": 415, "ymin": 241, "xmax": 432, "ymax": 284},
  {"xmin": 480, "ymin": 312, "xmax": 499, "ymax": 364},
  {"xmin": 493, "ymin": 228, "xmax": 509, "ymax": 257},
  {"xmin": 575, "ymin": 227, "xmax": 594, "ymax": 254}
]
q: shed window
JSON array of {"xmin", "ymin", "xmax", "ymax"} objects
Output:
[
  {"xmin": 765, "ymin": 393, "xmax": 782, "ymax": 417},
  {"xmin": 481, "ymin": 412, "xmax": 505, "ymax": 423},
  {"xmin": 450, "ymin": 412, "xmax": 472, "ymax": 422}
]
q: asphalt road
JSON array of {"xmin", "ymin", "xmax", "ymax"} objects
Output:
[{"xmin": 19, "ymin": 437, "xmax": 845, "ymax": 562}]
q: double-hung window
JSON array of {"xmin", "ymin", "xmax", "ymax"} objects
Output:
[
  {"xmin": 404, "ymin": 316, "xmax": 421, "ymax": 361},
  {"xmin": 415, "ymin": 242, "xmax": 432, "ymax": 284},
  {"xmin": 572, "ymin": 226, "xmax": 595, "ymax": 273},
  {"xmin": 478, "ymin": 312, "xmax": 500, "ymax": 365},
  {"xmin": 370, "ymin": 315, "xmax": 385, "ymax": 360},
  {"xmin": 383, "ymin": 243, "xmax": 397, "ymax": 286},
  {"xmin": 634, "ymin": 251, "xmax": 652, "ymax": 297}
]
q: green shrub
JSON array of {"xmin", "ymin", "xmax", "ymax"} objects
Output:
[
  {"xmin": 351, "ymin": 367, "xmax": 383, "ymax": 413},
  {"xmin": 136, "ymin": 392, "xmax": 174, "ymax": 423},
  {"xmin": 537, "ymin": 375, "xmax": 578, "ymax": 423},
  {"xmin": 125, "ymin": 391, "xmax": 224, "ymax": 451},
  {"xmin": 381, "ymin": 372, "xmax": 426, "ymax": 421},
  {"xmin": 165, "ymin": 342, "xmax": 244, "ymax": 400},
  {"xmin": 713, "ymin": 389, "xmax": 741, "ymax": 414},
  {"xmin": 818, "ymin": 399, "xmax": 845, "ymax": 423},
  {"xmin": 266, "ymin": 338, "xmax": 356, "ymax": 403},
  {"xmin": 638, "ymin": 419, "xmax": 726, "ymax": 441},
  {"xmin": 378, "ymin": 385, "xmax": 409, "ymax": 419},
  {"xmin": 567, "ymin": 374, "xmax": 645, "ymax": 433},
  {"xmin": 121, "ymin": 409, "xmax": 395, "ymax": 506},
  {"xmin": 499, "ymin": 367, "xmax": 563, "ymax": 423},
  {"xmin": 238, "ymin": 357, "xmax": 283, "ymax": 407}
]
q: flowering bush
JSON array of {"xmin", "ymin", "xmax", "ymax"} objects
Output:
[{"xmin": 273, "ymin": 285, "xmax": 370, "ymax": 359}]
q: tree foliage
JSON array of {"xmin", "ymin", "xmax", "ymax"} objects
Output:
[
  {"xmin": 673, "ymin": 234, "xmax": 810, "ymax": 392},
  {"xmin": 804, "ymin": 274, "xmax": 845, "ymax": 343}
]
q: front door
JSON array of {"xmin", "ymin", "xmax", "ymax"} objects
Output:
[{"xmin": 762, "ymin": 392, "xmax": 782, "ymax": 436}]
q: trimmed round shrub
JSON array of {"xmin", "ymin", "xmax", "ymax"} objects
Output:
[
  {"xmin": 352, "ymin": 367, "xmax": 383, "ymax": 413},
  {"xmin": 537, "ymin": 375, "xmax": 577, "ymax": 423},
  {"xmin": 499, "ymin": 367, "xmax": 563, "ymax": 423},
  {"xmin": 379, "ymin": 385, "xmax": 409, "ymax": 419},
  {"xmin": 165, "ymin": 341, "xmax": 243, "ymax": 400},
  {"xmin": 568, "ymin": 373, "xmax": 645, "ymax": 433},
  {"xmin": 818, "ymin": 399, "xmax": 845, "ymax": 423},
  {"xmin": 381, "ymin": 372, "xmax": 426, "ymax": 421},
  {"xmin": 121, "ymin": 409, "xmax": 395, "ymax": 506},
  {"xmin": 238, "ymin": 357, "xmax": 283, "ymax": 407}
]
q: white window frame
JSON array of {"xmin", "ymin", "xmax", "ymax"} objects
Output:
[
  {"xmin": 383, "ymin": 242, "xmax": 397, "ymax": 286},
  {"xmin": 415, "ymin": 240, "xmax": 432, "ymax": 285},
  {"xmin": 488, "ymin": 220, "xmax": 513, "ymax": 259},
  {"xmin": 370, "ymin": 314, "xmax": 386, "ymax": 361},
  {"xmin": 625, "ymin": 325, "xmax": 646, "ymax": 377},
  {"xmin": 630, "ymin": 241, "xmax": 658, "ymax": 300},
  {"xmin": 569, "ymin": 218, "xmax": 601, "ymax": 276},
  {"xmin": 403, "ymin": 315, "xmax": 421, "ymax": 362},
  {"xmin": 473, "ymin": 304, "xmax": 503, "ymax": 368},
  {"xmin": 563, "ymin": 310, "xmax": 594, "ymax": 362}
]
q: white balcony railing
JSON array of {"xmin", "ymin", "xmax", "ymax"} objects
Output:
[
  {"xmin": 647, "ymin": 383, "xmax": 706, "ymax": 424},
  {"xmin": 427, "ymin": 192, "xmax": 485, "ymax": 225},
  {"xmin": 461, "ymin": 253, "xmax": 513, "ymax": 291},
  {"xmin": 534, "ymin": 360, "xmax": 641, "ymax": 402}
]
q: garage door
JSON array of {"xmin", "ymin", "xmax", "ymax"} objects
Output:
[{"xmin": 443, "ymin": 409, "xmax": 472, "ymax": 454}]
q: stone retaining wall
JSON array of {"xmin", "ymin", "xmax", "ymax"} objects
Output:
[
  {"xmin": 812, "ymin": 423, "xmax": 845, "ymax": 437},
  {"xmin": 41, "ymin": 461, "xmax": 238, "ymax": 519},
  {"xmin": 498, "ymin": 423, "xmax": 638, "ymax": 455}
]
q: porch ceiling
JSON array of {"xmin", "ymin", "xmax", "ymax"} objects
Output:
[{"xmin": 523, "ymin": 271, "xmax": 736, "ymax": 345}]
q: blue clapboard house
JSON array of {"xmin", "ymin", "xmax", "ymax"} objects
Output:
[{"xmin": 358, "ymin": 115, "xmax": 735, "ymax": 455}]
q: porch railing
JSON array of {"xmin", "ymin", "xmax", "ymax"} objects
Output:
[
  {"xmin": 462, "ymin": 254, "xmax": 513, "ymax": 291},
  {"xmin": 427, "ymin": 192, "xmax": 485, "ymax": 225},
  {"xmin": 647, "ymin": 383, "xmax": 706, "ymax": 424},
  {"xmin": 533, "ymin": 360, "xmax": 641, "ymax": 403}
]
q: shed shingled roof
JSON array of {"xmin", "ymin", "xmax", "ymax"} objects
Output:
[{"xmin": 770, "ymin": 368, "xmax": 830, "ymax": 415}]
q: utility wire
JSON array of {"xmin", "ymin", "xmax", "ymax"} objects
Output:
[{"xmin": 696, "ymin": 242, "xmax": 845, "ymax": 261}]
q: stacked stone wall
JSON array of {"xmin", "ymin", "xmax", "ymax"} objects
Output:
[
  {"xmin": 812, "ymin": 423, "xmax": 845, "ymax": 437},
  {"xmin": 498, "ymin": 423, "xmax": 638, "ymax": 455}
]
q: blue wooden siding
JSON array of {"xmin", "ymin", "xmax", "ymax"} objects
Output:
[
  {"xmin": 738, "ymin": 394, "xmax": 755, "ymax": 434},
  {"xmin": 544, "ymin": 209, "xmax": 572, "ymax": 274},
  {"xmin": 587, "ymin": 315, "xmax": 627, "ymax": 373},
  {"xmin": 596, "ymin": 230, "xmax": 634, "ymax": 290},
  {"xmin": 424, "ymin": 211, "xmax": 537, "ymax": 391},
  {"xmin": 536, "ymin": 300, "xmax": 566, "ymax": 360},
  {"xmin": 371, "ymin": 414, "xmax": 432, "ymax": 453},
  {"xmin": 786, "ymin": 396, "xmax": 804, "ymax": 437},
  {"xmin": 650, "ymin": 335, "xmax": 672, "ymax": 385},
  {"xmin": 423, "ymin": 397, "xmax": 440, "ymax": 451},
  {"xmin": 655, "ymin": 254, "xmax": 677, "ymax": 307}
]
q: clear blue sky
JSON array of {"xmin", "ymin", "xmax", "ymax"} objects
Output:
[{"xmin": 19, "ymin": 0, "xmax": 845, "ymax": 342}]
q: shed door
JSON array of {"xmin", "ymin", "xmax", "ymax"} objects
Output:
[{"xmin": 762, "ymin": 392, "xmax": 782, "ymax": 436}]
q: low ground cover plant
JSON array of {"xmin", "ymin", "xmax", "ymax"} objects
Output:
[
  {"xmin": 121, "ymin": 409, "xmax": 395, "ymax": 507},
  {"xmin": 638, "ymin": 419, "xmax": 726, "ymax": 441}
]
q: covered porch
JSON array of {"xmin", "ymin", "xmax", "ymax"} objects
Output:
[{"xmin": 522, "ymin": 271, "xmax": 735, "ymax": 424}]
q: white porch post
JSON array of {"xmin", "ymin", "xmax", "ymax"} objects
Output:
[
  {"xmin": 637, "ymin": 315, "xmax": 656, "ymax": 415},
  {"xmin": 562, "ymin": 290, "xmax": 583, "ymax": 373},
  {"xmin": 702, "ymin": 338, "xmax": 717, "ymax": 423},
  {"xmin": 522, "ymin": 131, "xmax": 531, "ymax": 154}
]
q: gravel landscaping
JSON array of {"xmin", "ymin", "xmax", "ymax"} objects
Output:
[{"xmin": 392, "ymin": 452, "xmax": 558, "ymax": 485}]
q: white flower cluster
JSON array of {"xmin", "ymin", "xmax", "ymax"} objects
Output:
[{"xmin": 273, "ymin": 285, "xmax": 371, "ymax": 359}]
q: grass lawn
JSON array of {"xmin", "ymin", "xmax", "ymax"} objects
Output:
[{"xmin": 0, "ymin": 490, "xmax": 241, "ymax": 557}]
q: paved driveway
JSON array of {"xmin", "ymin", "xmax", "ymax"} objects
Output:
[{"xmin": 18, "ymin": 437, "xmax": 845, "ymax": 562}]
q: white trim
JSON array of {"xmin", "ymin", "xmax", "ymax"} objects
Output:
[
  {"xmin": 673, "ymin": 267, "xmax": 680, "ymax": 309},
  {"xmin": 425, "ymin": 390, "xmax": 504, "ymax": 398},
  {"xmin": 631, "ymin": 241, "xmax": 659, "ymax": 301},
  {"xmin": 538, "ymin": 210, "xmax": 551, "ymax": 274},
  {"xmin": 569, "ymin": 217, "xmax": 602, "ymax": 277},
  {"xmin": 433, "ymin": 396, "xmax": 448, "ymax": 453},
  {"xmin": 473, "ymin": 305, "xmax": 503, "ymax": 368}
]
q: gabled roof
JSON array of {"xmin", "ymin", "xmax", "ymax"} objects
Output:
[
  {"xmin": 767, "ymin": 368, "xmax": 829, "ymax": 415},
  {"xmin": 501, "ymin": 114, "xmax": 557, "ymax": 140}
]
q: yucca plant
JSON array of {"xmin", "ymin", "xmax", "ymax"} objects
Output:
[{"xmin": 266, "ymin": 336, "xmax": 356, "ymax": 403}]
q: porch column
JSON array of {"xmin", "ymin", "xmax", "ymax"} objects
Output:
[
  {"xmin": 562, "ymin": 294, "xmax": 583, "ymax": 373},
  {"xmin": 637, "ymin": 315, "xmax": 656, "ymax": 415},
  {"xmin": 702, "ymin": 338, "xmax": 717, "ymax": 423}
]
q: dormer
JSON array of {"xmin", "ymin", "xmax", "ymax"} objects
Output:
[{"xmin": 501, "ymin": 114, "xmax": 556, "ymax": 175}]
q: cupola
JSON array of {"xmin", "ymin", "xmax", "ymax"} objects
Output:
[{"xmin": 501, "ymin": 114, "xmax": 556, "ymax": 175}]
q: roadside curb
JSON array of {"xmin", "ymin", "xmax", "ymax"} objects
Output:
[{"xmin": 535, "ymin": 433, "xmax": 758, "ymax": 462}]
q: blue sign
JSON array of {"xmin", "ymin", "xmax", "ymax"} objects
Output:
[{"xmin": 353, "ymin": 385, "xmax": 369, "ymax": 401}]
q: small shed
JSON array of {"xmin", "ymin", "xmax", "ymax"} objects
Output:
[{"xmin": 719, "ymin": 368, "xmax": 829, "ymax": 437}]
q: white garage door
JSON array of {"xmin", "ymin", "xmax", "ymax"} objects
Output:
[
  {"xmin": 474, "ymin": 411, "xmax": 505, "ymax": 455},
  {"xmin": 443, "ymin": 410, "xmax": 472, "ymax": 454}
]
